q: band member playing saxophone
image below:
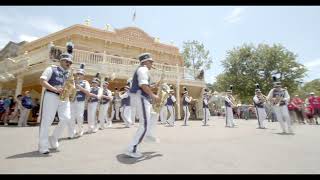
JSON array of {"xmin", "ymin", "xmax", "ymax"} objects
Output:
[
  {"xmin": 120, "ymin": 84, "xmax": 132, "ymax": 128},
  {"xmin": 182, "ymin": 87, "xmax": 192, "ymax": 126},
  {"xmin": 125, "ymin": 53, "xmax": 160, "ymax": 158},
  {"xmin": 38, "ymin": 41, "xmax": 74, "ymax": 154},
  {"xmin": 225, "ymin": 85, "xmax": 236, "ymax": 128},
  {"xmin": 69, "ymin": 63, "xmax": 91, "ymax": 137},
  {"xmin": 267, "ymin": 76, "xmax": 293, "ymax": 134},
  {"xmin": 87, "ymin": 73, "xmax": 101, "ymax": 133},
  {"xmin": 202, "ymin": 88, "xmax": 210, "ymax": 126},
  {"xmin": 253, "ymin": 84, "xmax": 267, "ymax": 129}
]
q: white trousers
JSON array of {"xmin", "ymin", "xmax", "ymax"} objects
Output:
[
  {"xmin": 255, "ymin": 107, "xmax": 267, "ymax": 128},
  {"xmin": 203, "ymin": 108, "xmax": 210, "ymax": 125},
  {"xmin": 160, "ymin": 105, "xmax": 168, "ymax": 123},
  {"xmin": 18, "ymin": 107, "xmax": 30, "ymax": 126},
  {"xmin": 87, "ymin": 102, "xmax": 98, "ymax": 131},
  {"xmin": 115, "ymin": 104, "xmax": 120, "ymax": 120},
  {"xmin": 127, "ymin": 93, "xmax": 153, "ymax": 153},
  {"xmin": 39, "ymin": 92, "xmax": 71, "ymax": 152},
  {"xmin": 69, "ymin": 101, "xmax": 85, "ymax": 136},
  {"xmin": 183, "ymin": 105, "xmax": 190, "ymax": 125},
  {"xmin": 225, "ymin": 106, "xmax": 234, "ymax": 127},
  {"xmin": 121, "ymin": 106, "xmax": 132, "ymax": 126},
  {"xmin": 273, "ymin": 105, "xmax": 293, "ymax": 133},
  {"xmin": 110, "ymin": 104, "xmax": 120, "ymax": 121},
  {"xmin": 166, "ymin": 105, "xmax": 175, "ymax": 125},
  {"xmin": 131, "ymin": 106, "xmax": 137, "ymax": 125},
  {"xmin": 98, "ymin": 102, "xmax": 110, "ymax": 128}
]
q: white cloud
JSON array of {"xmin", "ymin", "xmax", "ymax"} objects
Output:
[
  {"xmin": 304, "ymin": 58, "xmax": 320, "ymax": 69},
  {"xmin": 25, "ymin": 17, "xmax": 65, "ymax": 33},
  {"xmin": 224, "ymin": 7, "xmax": 245, "ymax": 23},
  {"xmin": 18, "ymin": 34, "xmax": 39, "ymax": 42}
]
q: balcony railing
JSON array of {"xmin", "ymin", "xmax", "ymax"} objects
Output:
[{"xmin": 0, "ymin": 45, "xmax": 206, "ymax": 87}]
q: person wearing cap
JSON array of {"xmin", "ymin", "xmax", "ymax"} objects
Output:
[
  {"xmin": 159, "ymin": 95, "xmax": 169, "ymax": 125},
  {"xmin": 87, "ymin": 74, "xmax": 101, "ymax": 133},
  {"xmin": 38, "ymin": 42, "xmax": 74, "ymax": 154},
  {"xmin": 166, "ymin": 88, "xmax": 176, "ymax": 126},
  {"xmin": 182, "ymin": 87, "xmax": 192, "ymax": 126},
  {"xmin": 267, "ymin": 77, "xmax": 293, "ymax": 134},
  {"xmin": 225, "ymin": 87, "xmax": 236, "ymax": 128},
  {"xmin": 125, "ymin": 52, "xmax": 160, "ymax": 158},
  {"xmin": 253, "ymin": 86, "xmax": 267, "ymax": 129},
  {"xmin": 120, "ymin": 85, "xmax": 132, "ymax": 128},
  {"xmin": 98, "ymin": 79, "xmax": 113, "ymax": 129},
  {"xmin": 68, "ymin": 64, "xmax": 91, "ymax": 137},
  {"xmin": 127, "ymin": 78, "xmax": 137, "ymax": 125},
  {"xmin": 202, "ymin": 89, "xmax": 210, "ymax": 126},
  {"xmin": 307, "ymin": 92, "xmax": 320, "ymax": 125},
  {"xmin": 18, "ymin": 91, "xmax": 33, "ymax": 127},
  {"xmin": 114, "ymin": 88, "xmax": 122, "ymax": 121}
]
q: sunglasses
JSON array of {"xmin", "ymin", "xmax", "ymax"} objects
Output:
[{"xmin": 64, "ymin": 60, "xmax": 72, "ymax": 65}]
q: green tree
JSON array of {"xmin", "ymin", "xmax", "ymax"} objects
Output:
[
  {"xmin": 215, "ymin": 43, "xmax": 307, "ymax": 104},
  {"xmin": 293, "ymin": 79, "xmax": 320, "ymax": 99},
  {"xmin": 182, "ymin": 40, "xmax": 213, "ymax": 78}
]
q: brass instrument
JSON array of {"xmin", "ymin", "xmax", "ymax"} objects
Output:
[
  {"xmin": 272, "ymin": 89, "xmax": 286, "ymax": 106},
  {"xmin": 60, "ymin": 68, "xmax": 77, "ymax": 101},
  {"xmin": 152, "ymin": 67, "xmax": 170, "ymax": 114}
]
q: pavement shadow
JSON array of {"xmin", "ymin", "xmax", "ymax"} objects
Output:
[
  {"xmin": 59, "ymin": 136, "xmax": 81, "ymax": 142},
  {"xmin": 6, "ymin": 149, "xmax": 59, "ymax": 159},
  {"xmin": 273, "ymin": 132, "xmax": 295, "ymax": 135},
  {"xmin": 116, "ymin": 151, "xmax": 163, "ymax": 164},
  {"xmin": 113, "ymin": 127, "xmax": 130, "ymax": 129}
]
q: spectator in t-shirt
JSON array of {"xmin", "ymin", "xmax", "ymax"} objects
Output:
[
  {"xmin": 304, "ymin": 105, "xmax": 315, "ymax": 124},
  {"xmin": 0, "ymin": 97, "xmax": 5, "ymax": 123},
  {"xmin": 307, "ymin": 92, "xmax": 320, "ymax": 125},
  {"xmin": 1, "ymin": 96, "xmax": 13, "ymax": 125},
  {"xmin": 9, "ymin": 95, "xmax": 23, "ymax": 124},
  {"xmin": 291, "ymin": 95, "xmax": 305, "ymax": 124}
]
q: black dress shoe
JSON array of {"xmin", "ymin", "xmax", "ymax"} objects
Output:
[{"xmin": 42, "ymin": 151, "xmax": 50, "ymax": 155}]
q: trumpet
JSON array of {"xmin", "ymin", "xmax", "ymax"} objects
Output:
[{"xmin": 258, "ymin": 94, "xmax": 268, "ymax": 103}]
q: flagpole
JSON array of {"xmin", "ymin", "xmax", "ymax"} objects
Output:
[{"xmin": 132, "ymin": 9, "xmax": 136, "ymax": 27}]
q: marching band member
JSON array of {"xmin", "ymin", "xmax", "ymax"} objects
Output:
[
  {"xmin": 127, "ymin": 78, "xmax": 137, "ymax": 125},
  {"xmin": 166, "ymin": 87, "xmax": 176, "ymax": 126},
  {"xmin": 267, "ymin": 76, "xmax": 293, "ymax": 134},
  {"xmin": 69, "ymin": 63, "xmax": 91, "ymax": 137},
  {"xmin": 159, "ymin": 99, "xmax": 168, "ymax": 124},
  {"xmin": 225, "ymin": 85, "xmax": 235, "ymax": 128},
  {"xmin": 98, "ymin": 78, "xmax": 112, "ymax": 130},
  {"xmin": 125, "ymin": 53, "xmax": 160, "ymax": 158},
  {"xmin": 38, "ymin": 42, "xmax": 74, "ymax": 154},
  {"xmin": 182, "ymin": 87, "xmax": 192, "ymax": 126},
  {"xmin": 202, "ymin": 88, "xmax": 210, "ymax": 126},
  {"xmin": 87, "ymin": 73, "xmax": 101, "ymax": 133},
  {"xmin": 120, "ymin": 85, "xmax": 132, "ymax": 128},
  {"xmin": 253, "ymin": 84, "xmax": 267, "ymax": 129},
  {"xmin": 114, "ymin": 88, "xmax": 121, "ymax": 121}
]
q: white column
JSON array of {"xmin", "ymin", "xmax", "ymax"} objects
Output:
[
  {"xmin": 0, "ymin": 84, "xmax": 2, "ymax": 95},
  {"xmin": 37, "ymin": 87, "xmax": 45, "ymax": 123},
  {"xmin": 176, "ymin": 64, "xmax": 181, "ymax": 120},
  {"xmin": 15, "ymin": 74, "xmax": 24, "ymax": 97}
]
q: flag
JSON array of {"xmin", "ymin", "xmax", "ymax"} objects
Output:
[{"xmin": 132, "ymin": 9, "xmax": 136, "ymax": 22}]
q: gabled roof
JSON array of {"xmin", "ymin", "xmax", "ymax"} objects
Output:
[{"xmin": 21, "ymin": 24, "xmax": 180, "ymax": 55}]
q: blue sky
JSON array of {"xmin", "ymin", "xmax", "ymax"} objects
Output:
[{"xmin": 0, "ymin": 6, "xmax": 319, "ymax": 83}]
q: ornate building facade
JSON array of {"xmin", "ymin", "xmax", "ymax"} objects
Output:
[{"xmin": 0, "ymin": 24, "xmax": 206, "ymax": 120}]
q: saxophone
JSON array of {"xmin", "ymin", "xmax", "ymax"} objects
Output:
[
  {"xmin": 59, "ymin": 68, "xmax": 77, "ymax": 102},
  {"xmin": 152, "ymin": 67, "xmax": 170, "ymax": 114}
]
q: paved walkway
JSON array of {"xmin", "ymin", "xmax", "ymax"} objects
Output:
[{"xmin": 0, "ymin": 116, "xmax": 319, "ymax": 174}]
